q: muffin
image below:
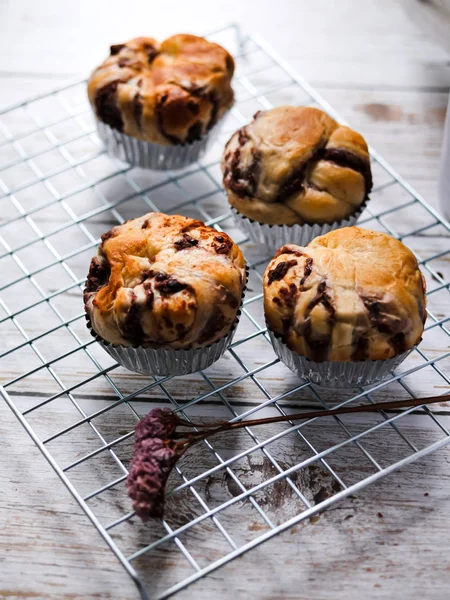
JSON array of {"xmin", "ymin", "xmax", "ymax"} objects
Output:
[
  {"xmin": 84, "ymin": 213, "xmax": 246, "ymax": 375},
  {"xmin": 88, "ymin": 34, "xmax": 234, "ymax": 170},
  {"xmin": 222, "ymin": 106, "xmax": 372, "ymax": 251},
  {"xmin": 263, "ymin": 227, "xmax": 426, "ymax": 387}
]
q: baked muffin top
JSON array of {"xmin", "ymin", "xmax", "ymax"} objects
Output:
[
  {"xmin": 264, "ymin": 227, "xmax": 426, "ymax": 362},
  {"xmin": 222, "ymin": 106, "xmax": 372, "ymax": 225},
  {"xmin": 88, "ymin": 35, "xmax": 234, "ymax": 145},
  {"xmin": 84, "ymin": 213, "xmax": 246, "ymax": 349}
]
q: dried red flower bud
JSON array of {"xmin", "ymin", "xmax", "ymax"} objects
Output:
[
  {"xmin": 126, "ymin": 437, "xmax": 177, "ymax": 520},
  {"xmin": 127, "ymin": 407, "xmax": 220, "ymax": 520},
  {"xmin": 134, "ymin": 408, "xmax": 179, "ymax": 443}
]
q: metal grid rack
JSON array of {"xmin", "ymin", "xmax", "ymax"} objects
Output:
[{"xmin": 2, "ymin": 23, "xmax": 450, "ymax": 600}]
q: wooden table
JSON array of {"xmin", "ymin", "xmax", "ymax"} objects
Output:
[{"xmin": 1, "ymin": 1, "xmax": 450, "ymax": 598}]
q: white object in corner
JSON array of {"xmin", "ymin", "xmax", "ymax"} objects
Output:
[
  {"xmin": 439, "ymin": 95, "xmax": 450, "ymax": 222},
  {"xmin": 401, "ymin": 0, "xmax": 450, "ymax": 220}
]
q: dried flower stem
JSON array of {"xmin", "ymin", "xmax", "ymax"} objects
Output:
[{"xmin": 182, "ymin": 393, "xmax": 450, "ymax": 435}]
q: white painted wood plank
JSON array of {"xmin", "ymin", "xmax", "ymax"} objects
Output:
[
  {"xmin": 2, "ymin": 402, "xmax": 450, "ymax": 599},
  {"xmin": 0, "ymin": 0, "xmax": 449, "ymax": 91}
]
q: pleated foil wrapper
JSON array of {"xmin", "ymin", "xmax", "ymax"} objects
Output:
[
  {"xmin": 231, "ymin": 201, "xmax": 366, "ymax": 253},
  {"xmin": 86, "ymin": 268, "xmax": 248, "ymax": 376},
  {"xmin": 96, "ymin": 119, "xmax": 222, "ymax": 171},
  {"xmin": 91, "ymin": 325, "xmax": 237, "ymax": 376},
  {"xmin": 268, "ymin": 329, "xmax": 414, "ymax": 389}
]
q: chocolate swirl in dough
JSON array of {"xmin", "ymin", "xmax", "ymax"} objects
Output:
[
  {"xmin": 88, "ymin": 35, "xmax": 234, "ymax": 145},
  {"xmin": 263, "ymin": 227, "xmax": 426, "ymax": 362},
  {"xmin": 222, "ymin": 106, "xmax": 373, "ymax": 225},
  {"xmin": 84, "ymin": 213, "xmax": 246, "ymax": 349}
]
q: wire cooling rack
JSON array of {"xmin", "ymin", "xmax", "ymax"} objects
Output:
[{"xmin": 2, "ymin": 23, "xmax": 450, "ymax": 600}]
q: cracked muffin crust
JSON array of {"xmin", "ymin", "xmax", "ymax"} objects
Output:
[
  {"xmin": 263, "ymin": 227, "xmax": 426, "ymax": 362},
  {"xmin": 222, "ymin": 106, "xmax": 372, "ymax": 225},
  {"xmin": 84, "ymin": 213, "xmax": 246, "ymax": 349},
  {"xmin": 88, "ymin": 35, "xmax": 234, "ymax": 145}
]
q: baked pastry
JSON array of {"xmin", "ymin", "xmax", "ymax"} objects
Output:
[
  {"xmin": 88, "ymin": 34, "xmax": 234, "ymax": 146},
  {"xmin": 264, "ymin": 227, "xmax": 426, "ymax": 386},
  {"xmin": 84, "ymin": 213, "xmax": 246, "ymax": 362},
  {"xmin": 222, "ymin": 106, "xmax": 372, "ymax": 244}
]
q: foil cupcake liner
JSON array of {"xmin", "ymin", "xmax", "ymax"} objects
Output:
[
  {"xmin": 96, "ymin": 118, "xmax": 222, "ymax": 171},
  {"xmin": 86, "ymin": 268, "xmax": 248, "ymax": 376},
  {"xmin": 231, "ymin": 201, "xmax": 367, "ymax": 252},
  {"xmin": 268, "ymin": 329, "xmax": 414, "ymax": 389},
  {"xmin": 90, "ymin": 323, "xmax": 237, "ymax": 376}
]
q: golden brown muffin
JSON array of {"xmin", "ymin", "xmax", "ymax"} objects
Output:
[
  {"xmin": 264, "ymin": 227, "xmax": 426, "ymax": 362},
  {"xmin": 84, "ymin": 213, "xmax": 246, "ymax": 348},
  {"xmin": 222, "ymin": 106, "xmax": 372, "ymax": 225},
  {"xmin": 88, "ymin": 35, "xmax": 234, "ymax": 145}
]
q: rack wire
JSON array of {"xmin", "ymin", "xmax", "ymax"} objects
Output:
[{"xmin": 2, "ymin": 23, "xmax": 450, "ymax": 600}]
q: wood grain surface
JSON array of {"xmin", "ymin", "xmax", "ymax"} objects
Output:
[{"xmin": 1, "ymin": 1, "xmax": 450, "ymax": 599}]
